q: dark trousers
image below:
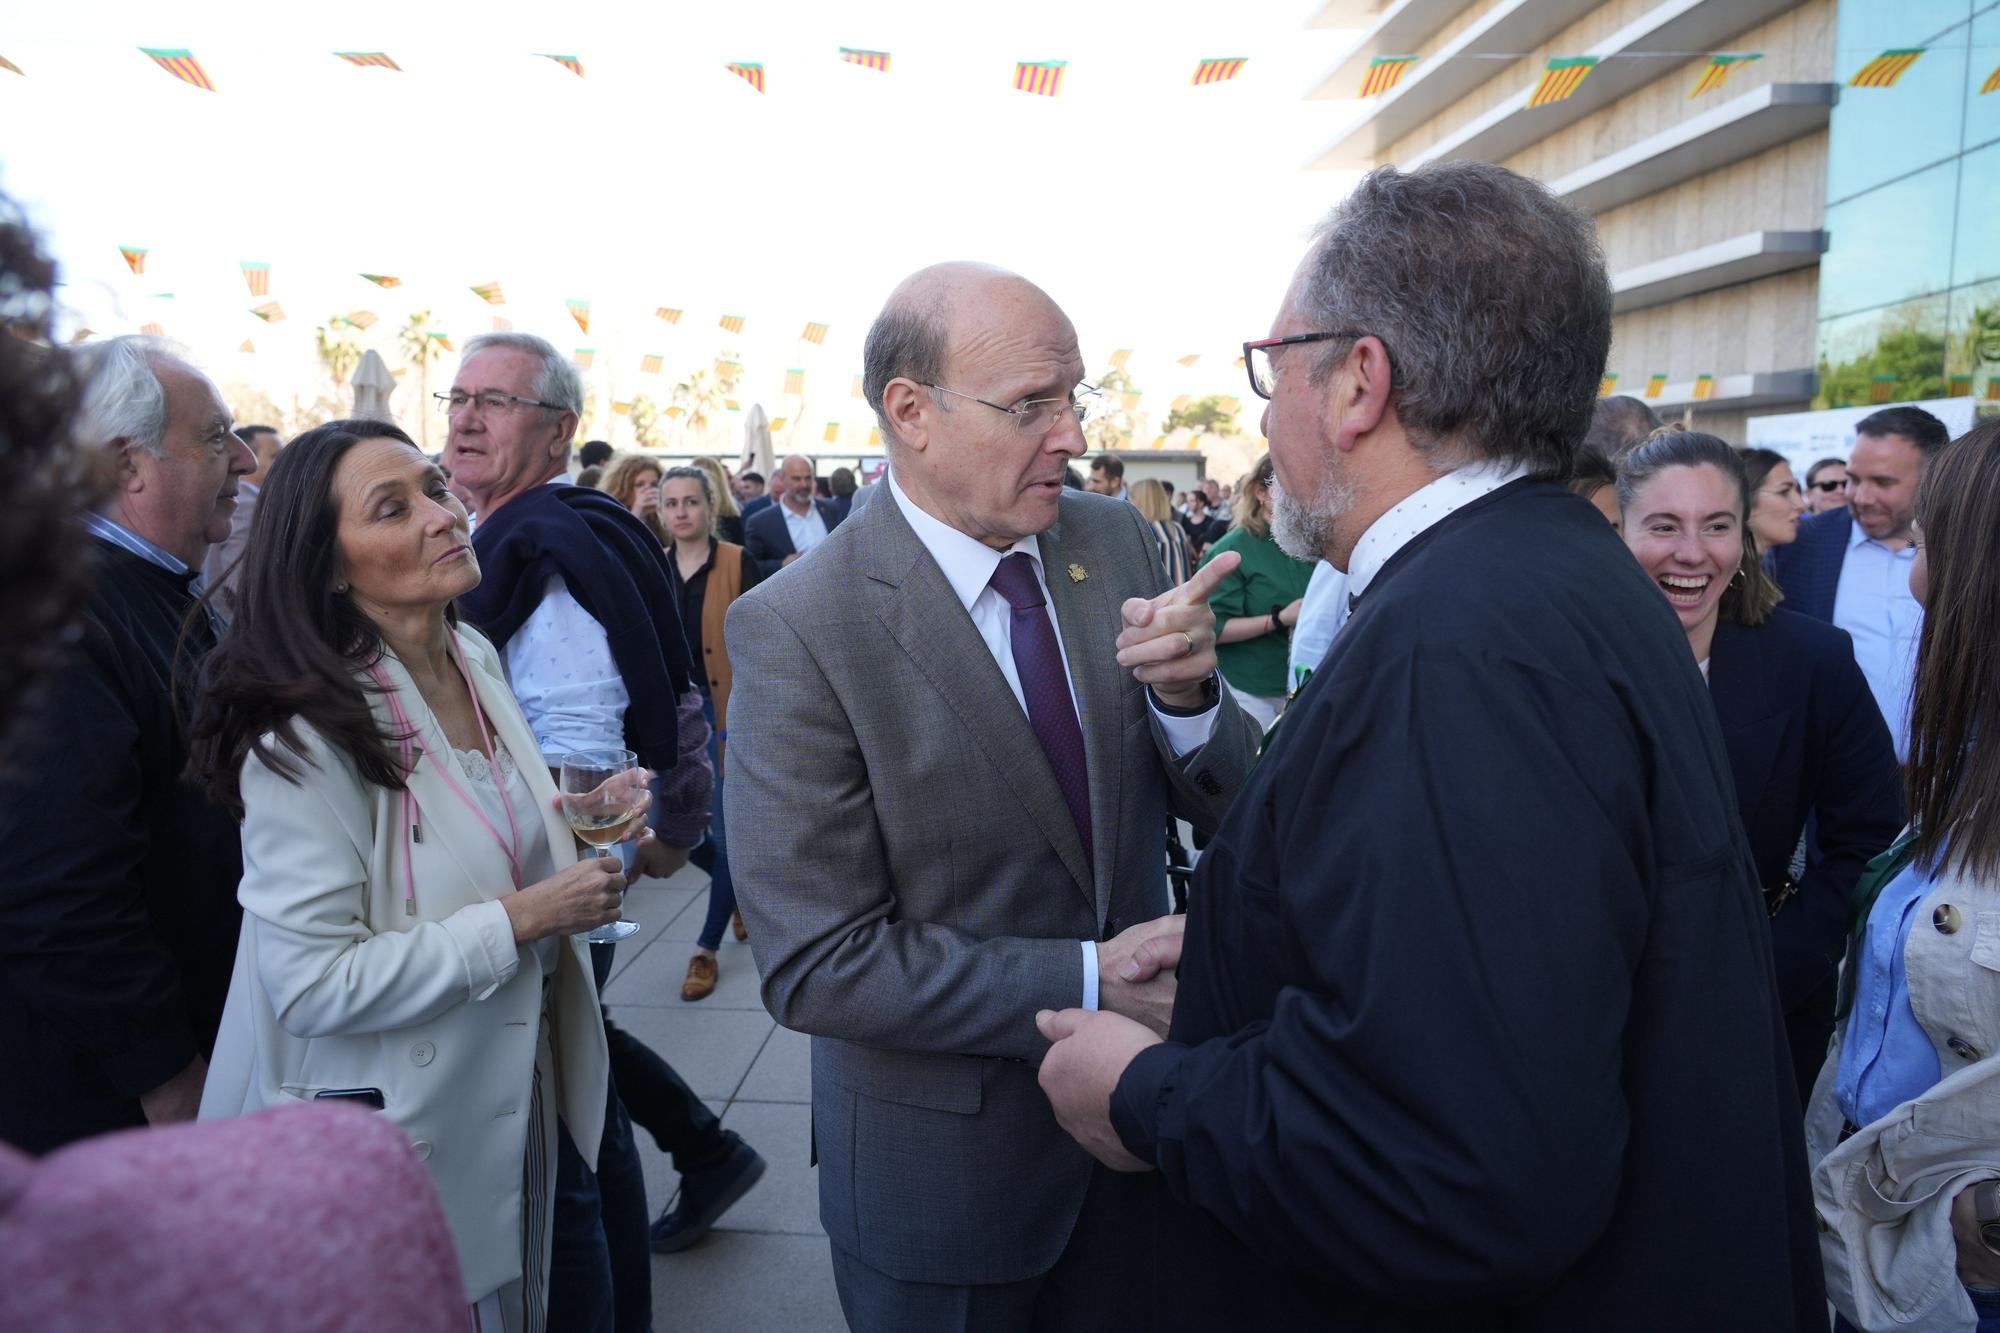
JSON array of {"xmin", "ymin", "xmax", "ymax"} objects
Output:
[
  {"xmin": 603, "ymin": 1017, "xmax": 734, "ymax": 1175},
  {"xmin": 830, "ymin": 1165, "xmax": 1152, "ymax": 1332},
  {"xmin": 687, "ymin": 693, "xmax": 737, "ymax": 952}
]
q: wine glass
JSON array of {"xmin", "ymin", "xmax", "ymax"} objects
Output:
[{"xmin": 560, "ymin": 748, "xmax": 648, "ymax": 943}]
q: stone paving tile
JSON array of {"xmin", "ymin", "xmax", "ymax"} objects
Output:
[
  {"xmin": 714, "ymin": 1101, "xmax": 822, "ymax": 1237},
  {"xmin": 602, "ymin": 879, "xmax": 701, "ymax": 982},
  {"xmin": 651, "ymin": 1231, "xmax": 844, "ymax": 1333},
  {"xmin": 602, "ymin": 932, "xmax": 764, "ymax": 1011},
  {"xmin": 735, "ymin": 1023, "xmax": 811, "ymax": 1104},
  {"xmin": 605, "ymin": 1005, "xmax": 774, "ymax": 1103}
]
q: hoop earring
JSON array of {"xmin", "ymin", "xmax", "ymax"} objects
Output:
[{"xmin": 1729, "ymin": 569, "xmax": 1745, "ymax": 588}]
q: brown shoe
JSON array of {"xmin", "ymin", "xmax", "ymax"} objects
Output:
[
  {"xmin": 681, "ymin": 954, "xmax": 718, "ymax": 1002},
  {"xmin": 731, "ymin": 909, "xmax": 748, "ymax": 942}
]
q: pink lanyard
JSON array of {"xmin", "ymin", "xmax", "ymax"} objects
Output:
[{"xmin": 366, "ymin": 628, "xmax": 524, "ymax": 916}]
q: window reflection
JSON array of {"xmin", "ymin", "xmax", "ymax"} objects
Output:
[
  {"xmin": 1825, "ymin": 0, "xmax": 1973, "ymax": 203},
  {"xmin": 1815, "ymin": 296, "xmax": 1950, "ymax": 408},
  {"xmin": 1948, "ymin": 278, "xmax": 2000, "ymax": 402},
  {"xmin": 1820, "ymin": 160, "xmax": 1959, "ymax": 319}
]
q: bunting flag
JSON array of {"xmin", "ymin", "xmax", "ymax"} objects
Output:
[
  {"xmin": 1870, "ymin": 374, "xmax": 1897, "ymax": 403},
  {"xmin": 823, "ymin": 422, "xmax": 841, "ymax": 443},
  {"xmin": 727, "ymin": 62, "xmax": 766, "ymax": 93},
  {"xmin": 1980, "ymin": 65, "xmax": 2000, "ymax": 95},
  {"xmin": 1109, "ymin": 348, "xmax": 1132, "ymax": 369},
  {"xmin": 840, "ymin": 48, "xmax": 890, "ymax": 73},
  {"xmin": 1121, "ymin": 391, "xmax": 1141, "ymax": 411},
  {"xmin": 784, "ymin": 368, "xmax": 806, "ymax": 395},
  {"xmin": 1643, "ymin": 372, "xmax": 1667, "ymax": 398},
  {"xmin": 490, "ymin": 316, "xmax": 512, "ymax": 332},
  {"xmin": 1359, "ymin": 55, "xmax": 1418, "ymax": 97},
  {"xmin": 152, "ymin": 292, "xmax": 175, "ymax": 300},
  {"xmin": 715, "ymin": 358, "xmax": 742, "ymax": 381},
  {"xmin": 770, "ymin": 418, "xmax": 788, "ymax": 431},
  {"xmin": 1687, "ymin": 53, "xmax": 1761, "ymax": 98},
  {"xmin": 427, "ymin": 331, "xmax": 454, "ymax": 352},
  {"xmin": 239, "ymin": 340, "xmax": 255, "ymax": 353},
  {"xmin": 1014, "ymin": 61, "xmax": 1066, "ymax": 97},
  {"xmin": 1598, "ymin": 373, "xmax": 1618, "ymax": 397},
  {"xmin": 540, "ymin": 54, "xmax": 584, "ymax": 78},
  {"xmin": 725, "ymin": 399, "xmax": 742, "ymax": 411},
  {"xmin": 470, "ymin": 281, "xmax": 505, "ymax": 305},
  {"xmin": 801, "ymin": 321, "xmax": 830, "ymax": 344},
  {"xmin": 341, "ymin": 310, "xmax": 378, "ymax": 330},
  {"xmin": 1215, "ymin": 396, "xmax": 1242, "ymax": 414},
  {"xmin": 867, "ymin": 427, "xmax": 883, "ymax": 446},
  {"xmin": 139, "ymin": 322, "xmax": 165, "ymax": 335},
  {"xmin": 1692, "ymin": 373, "xmax": 1715, "ymax": 401},
  {"xmin": 69, "ymin": 329, "xmax": 95, "ymax": 343},
  {"xmin": 141, "ymin": 48, "xmax": 216, "ymax": 92},
  {"xmin": 1850, "ymin": 49, "xmax": 1924, "ymax": 88},
  {"xmin": 656, "ymin": 307, "xmax": 683, "ymax": 324},
  {"xmin": 360, "ymin": 273, "xmax": 400, "ymax": 287},
  {"xmin": 612, "ymin": 401, "xmax": 632, "ymax": 416},
  {"xmin": 249, "ymin": 302, "xmax": 285, "ymax": 323},
  {"xmin": 1528, "ymin": 56, "xmax": 1599, "ymax": 108},
  {"xmin": 641, "ymin": 353, "xmax": 664, "ymax": 374},
  {"xmin": 719, "ymin": 314, "xmax": 746, "ymax": 334},
  {"xmin": 1233, "ymin": 355, "xmax": 1246, "ymax": 369},
  {"xmin": 1949, "ymin": 373, "xmax": 1974, "ymax": 397},
  {"xmin": 335, "ymin": 52, "xmax": 400, "ymax": 71},
  {"xmin": 1177, "ymin": 354, "xmax": 1200, "ymax": 367},
  {"xmin": 118, "ymin": 246, "xmax": 148, "ymax": 275},
  {"xmin": 566, "ymin": 299, "xmax": 590, "ymax": 334},
  {"xmin": 573, "ymin": 347, "xmax": 594, "ymax": 370},
  {"xmin": 240, "ymin": 262, "xmax": 271, "ymax": 298},
  {"xmin": 0, "ymin": 56, "xmax": 22, "ymax": 76},
  {"xmin": 851, "ymin": 374, "xmax": 865, "ymax": 398},
  {"xmin": 1150, "ymin": 435, "xmax": 1166, "ymax": 449},
  {"xmin": 1170, "ymin": 395, "xmax": 1190, "ymax": 412},
  {"xmin": 1191, "ymin": 57, "xmax": 1247, "ymax": 86}
]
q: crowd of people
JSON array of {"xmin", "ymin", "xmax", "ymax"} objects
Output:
[{"xmin": 1, "ymin": 157, "xmax": 1997, "ymax": 1333}]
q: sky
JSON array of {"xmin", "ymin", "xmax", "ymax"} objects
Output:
[{"xmin": 0, "ymin": 0, "xmax": 1368, "ymax": 450}]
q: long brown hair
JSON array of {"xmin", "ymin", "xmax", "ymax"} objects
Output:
[
  {"xmin": 600, "ymin": 454, "xmax": 666, "ymax": 544},
  {"xmin": 1615, "ymin": 429, "xmax": 1782, "ymax": 627},
  {"xmin": 1232, "ymin": 453, "xmax": 1275, "ymax": 539},
  {"xmin": 1907, "ymin": 418, "xmax": 2000, "ymax": 879}
]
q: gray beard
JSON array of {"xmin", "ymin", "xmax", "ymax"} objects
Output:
[{"xmin": 1271, "ymin": 469, "xmax": 1356, "ymax": 563}]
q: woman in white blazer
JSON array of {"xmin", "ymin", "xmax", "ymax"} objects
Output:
[{"xmin": 190, "ymin": 420, "xmax": 649, "ymax": 1333}]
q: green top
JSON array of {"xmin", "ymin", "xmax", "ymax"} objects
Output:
[{"xmin": 1200, "ymin": 525, "xmax": 1317, "ymax": 698}]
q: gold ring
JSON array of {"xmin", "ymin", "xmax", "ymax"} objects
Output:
[{"xmin": 1180, "ymin": 632, "xmax": 1195, "ymax": 657}]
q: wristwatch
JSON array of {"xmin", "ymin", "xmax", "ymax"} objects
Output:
[{"xmin": 1976, "ymin": 1181, "xmax": 2000, "ymax": 1254}]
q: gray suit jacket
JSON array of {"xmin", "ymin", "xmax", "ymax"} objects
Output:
[{"xmin": 724, "ymin": 486, "xmax": 1257, "ymax": 1286}]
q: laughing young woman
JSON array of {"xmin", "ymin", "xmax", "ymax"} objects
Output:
[{"xmin": 1617, "ymin": 431, "xmax": 1903, "ymax": 1102}]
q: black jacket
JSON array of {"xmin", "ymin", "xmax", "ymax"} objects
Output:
[
  {"xmin": 742, "ymin": 498, "xmax": 843, "ymax": 580},
  {"xmin": 0, "ymin": 540, "xmax": 243, "ymax": 1153},
  {"xmin": 1111, "ymin": 480, "xmax": 1824, "ymax": 1330},
  {"xmin": 1710, "ymin": 610, "xmax": 1904, "ymax": 1099}
]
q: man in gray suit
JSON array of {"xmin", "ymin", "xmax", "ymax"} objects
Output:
[{"xmin": 725, "ymin": 261, "xmax": 1258, "ymax": 1329}]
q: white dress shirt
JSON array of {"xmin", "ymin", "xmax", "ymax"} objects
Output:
[
  {"xmin": 887, "ymin": 471, "xmax": 1220, "ymax": 1009},
  {"xmin": 782, "ymin": 499, "xmax": 830, "ymax": 557},
  {"xmin": 1288, "ymin": 560, "xmax": 1350, "ymax": 690},
  {"xmin": 1345, "ymin": 459, "xmax": 1531, "ymax": 602},
  {"xmin": 501, "ymin": 574, "xmax": 631, "ymax": 769},
  {"xmin": 1832, "ymin": 520, "xmax": 1922, "ymax": 761}
]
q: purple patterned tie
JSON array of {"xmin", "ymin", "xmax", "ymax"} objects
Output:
[{"xmin": 989, "ymin": 552, "xmax": 1093, "ymax": 867}]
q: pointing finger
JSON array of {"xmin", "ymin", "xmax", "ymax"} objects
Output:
[{"xmin": 1160, "ymin": 551, "xmax": 1240, "ymax": 607}]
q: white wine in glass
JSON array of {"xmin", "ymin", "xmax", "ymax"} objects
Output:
[{"xmin": 560, "ymin": 748, "xmax": 647, "ymax": 943}]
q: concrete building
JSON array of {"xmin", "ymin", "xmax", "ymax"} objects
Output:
[{"xmin": 1306, "ymin": 0, "xmax": 1839, "ymax": 440}]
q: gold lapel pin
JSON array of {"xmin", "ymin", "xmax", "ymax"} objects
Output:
[{"xmin": 1067, "ymin": 563, "xmax": 1088, "ymax": 583}]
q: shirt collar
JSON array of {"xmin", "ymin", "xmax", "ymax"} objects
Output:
[
  {"xmin": 1346, "ymin": 458, "xmax": 1529, "ymax": 601},
  {"xmin": 1846, "ymin": 513, "xmax": 1914, "ymax": 556},
  {"xmin": 85, "ymin": 511, "xmax": 191, "ymax": 577},
  {"xmin": 886, "ymin": 469, "xmax": 1042, "ymax": 613}
]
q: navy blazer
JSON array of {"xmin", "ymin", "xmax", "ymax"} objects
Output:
[
  {"xmin": 1709, "ymin": 608, "xmax": 1903, "ymax": 1097},
  {"xmin": 1769, "ymin": 507, "xmax": 1852, "ymax": 623},
  {"xmin": 742, "ymin": 497, "xmax": 843, "ymax": 579}
]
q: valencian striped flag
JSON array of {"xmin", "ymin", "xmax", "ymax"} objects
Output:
[
  {"xmin": 641, "ymin": 353, "xmax": 664, "ymax": 375},
  {"xmin": 471, "ymin": 282, "xmax": 505, "ymax": 305},
  {"xmin": 840, "ymin": 48, "xmax": 890, "ymax": 73},
  {"xmin": 341, "ymin": 311, "xmax": 378, "ymax": 330},
  {"xmin": 719, "ymin": 314, "xmax": 746, "ymax": 335},
  {"xmin": 140, "ymin": 322, "xmax": 165, "ymax": 336},
  {"xmin": 868, "ymin": 427, "xmax": 883, "ymax": 446},
  {"xmin": 0, "ymin": 55, "xmax": 22, "ymax": 76},
  {"xmin": 770, "ymin": 418, "xmax": 787, "ymax": 431},
  {"xmin": 1598, "ymin": 373, "xmax": 1618, "ymax": 397},
  {"xmin": 1190, "ymin": 57, "xmax": 1246, "ymax": 86},
  {"xmin": 1643, "ymin": 372, "xmax": 1668, "ymax": 398},
  {"xmin": 824, "ymin": 422, "xmax": 840, "ymax": 443},
  {"xmin": 540, "ymin": 54, "xmax": 584, "ymax": 78},
  {"xmin": 573, "ymin": 348, "xmax": 594, "ymax": 370},
  {"xmin": 665, "ymin": 406, "xmax": 686, "ymax": 420},
  {"xmin": 612, "ymin": 401, "xmax": 632, "ymax": 416},
  {"xmin": 1122, "ymin": 391, "xmax": 1141, "ymax": 411},
  {"xmin": 1851, "ymin": 50, "xmax": 1924, "ymax": 88},
  {"xmin": 240, "ymin": 340, "xmax": 257, "ymax": 353},
  {"xmin": 727, "ymin": 62, "xmax": 766, "ymax": 93},
  {"xmin": 119, "ymin": 246, "xmax": 148, "ymax": 275},
  {"xmin": 427, "ymin": 331, "xmax": 454, "ymax": 353},
  {"xmin": 142, "ymin": 48, "xmax": 215, "ymax": 91},
  {"xmin": 1692, "ymin": 373, "xmax": 1716, "ymax": 401},
  {"xmin": 1359, "ymin": 55, "xmax": 1418, "ymax": 97},
  {"xmin": 1687, "ymin": 53, "xmax": 1760, "ymax": 98},
  {"xmin": 1170, "ymin": 395, "xmax": 1190, "ymax": 412},
  {"xmin": 1979, "ymin": 65, "xmax": 2000, "ymax": 95},
  {"xmin": 851, "ymin": 374, "xmax": 865, "ymax": 398},
  {"xmin": 1529, "ymin": 56, "xmax": 1599, "ymax": 108},
  {"xmin": 716, "ymin": 358, "xmax": 742, "ymax": 381},
  {"xmin": 360, "ymin": 273, "xmax": 400, "ymax": 287},
  {"xmin": 784, "ymin": 368, "xmax": 806, "ymax": 395},
  {"xmin": 241, "ymin": 262, "xmax": 271, "ymax": 298},
  {"xmin": 335, "ymin": 52, "xmax": 400, "ymax": 71},
  {"xmin": 801, "ymin": 321, "xmax": 830, "ymax": 344},
  {"xmin": 1109, "ymin": 348, "xmax": 1132, "ymax": 369},
  {"xmin": 250, "ymin": 302, "xmax": 285, "ymax": 323},
  {"xmin": 1871, "ymin": 374, "xmax": 1898, "ymax": 403},
  {"xmin": 1014, "ymin": 61, "xmax": 1066, "ymax": 97},
  {"xmin": 726, "ymin": 399, "xmax": 742, "ymax": 411},
  {"xmin": 1177, "ymin": 354, "xmax": 1200, "ymax": 368},
  {"xmin": 566, "ymin": 300, "xmax": 591, "ymax": 334},
  {"xmin": 656, "ymin": 307, "xmax": 683, "ymax": 324},
  {"xmin": 1949, "ymin": 373, "xmax": 1974, "ymax": 397},
  {"xmin": 490, "ymin": 316, "xmax": 512, "ymax": 332}
]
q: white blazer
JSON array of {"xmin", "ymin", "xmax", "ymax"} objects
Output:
[{"xmin": 200, "ymin": 627, "xmax": 608, "ymax": 1305}]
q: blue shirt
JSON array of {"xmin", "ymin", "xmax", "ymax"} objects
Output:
[
  {"xmin": 1836, "ymin": 858, "xmax": 1943, "ymax": 1127},
  {"xmin": 85, "ymin": 511, "xmax": 194, "ymax": 580},
  {"xmin": 1831, "ymin": 520, "xmax": 1922, "ymax": 761}
]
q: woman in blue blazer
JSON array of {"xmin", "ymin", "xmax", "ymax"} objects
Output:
[{"xmin": 1618, "ymin": 431, "xmax": 1904, "ymax": 1100}]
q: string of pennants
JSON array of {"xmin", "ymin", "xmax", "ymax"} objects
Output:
[
  {"xmin": 0, "ymin": 45, "xmax": 1257, "ymax": 95},
  {"xmin": 1360, "ymin": 46, "xmax": 2000, "ymax": 104},
  {"xmin": 1604, "ymin": 369, "xmax": 1996, "ymax": 403}
]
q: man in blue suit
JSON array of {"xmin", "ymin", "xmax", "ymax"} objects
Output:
[
  {"xmin": 1771, "ymin": 406, "xmax": 1950, "ymax": 758},
  {"xmin": 743, "ymin": 453, "xmax": 843, "ymax": 577}
]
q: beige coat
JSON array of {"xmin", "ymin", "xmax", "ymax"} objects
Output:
[
  {"xmin": 1808, "ymin": 839, "xmax": 2000, "ymax": 1332},
  {"xmin": 200, "ymin": 628, "xmax": 608, "ymax": 1305}
]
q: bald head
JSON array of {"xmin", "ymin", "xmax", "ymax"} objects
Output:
[{"xmin": 778, "ymin": 453, "xmax": 817, "ymax": 512}]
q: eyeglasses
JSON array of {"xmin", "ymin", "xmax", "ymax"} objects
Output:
[
  {"xmin": 920, "ymin": 383, "xmax": 1102, "ymax": 436},
  {"xmin": 434, "ymin": 390, "xmax": 562, "ymax": 417},
  {"xmin": 1242, "ymin": 330, "xmax": 1377, "ymax": 400},
  {"xmin": 1810, "ymin": 479, "xmax": 1848, "ymax": 493}
]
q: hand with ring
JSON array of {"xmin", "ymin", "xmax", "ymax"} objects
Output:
[{"xmin": 1115, "ymin": 551, "xmax": 1235, "ymax": 710}]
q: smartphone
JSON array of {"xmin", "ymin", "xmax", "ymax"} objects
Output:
[{"xmin": 313, "ymin": 1087, "xmax": 386, "ymax": 1110}]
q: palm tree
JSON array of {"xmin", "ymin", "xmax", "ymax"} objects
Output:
[
  {"xmin": 314, "ymin": 320, "xmax": 362, "ymax": 390},
  {"xmin": 398, "ymin": 311, "xmax": 445, "ymax": 449},
  {"xmin": 669, "ymin": 370, "xmax": 730, "ymax": 448},
  {"xmin": 1087, "ymin": 367, "xmax": 1140, "ymax": 451}
]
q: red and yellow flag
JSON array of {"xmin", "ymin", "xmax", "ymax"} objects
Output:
[
  {"xmin": 1528, "ymin": 56, "xmax": 1599, "ymax": 108},
  {"xmin": 801, "ymin": 321, "xmax": 830, "ymax": 344},
  {"xmin": 1643, "ymin": 372, "xmax": 1667, "ymax": 398},
  {"xmin": 239, "ymin": 340, "xmax": 255, "ymax": 353},
  {"xmin": 727, "ymin": 62, "xmax": 766, "ymax": 93},
  {"xmin": 612, "ymin": 401, "xmax": 632, "ymax": 417},
  {"xmin": 471, "ymin": 282, "xmax": 505, "ymax": 305},
  {"xmin": 851, "ymin": 375, "xmax": 865, "ymax": 399},
  {"xmin": 1109, "ymin": 348, "xmax": 1132, "ymax": 369},
  {"xmin": 867, "ymin": 427, "xmax": 883, "ymax": 447},
  {"xmin": 656, "ymin": 307, "xmax": 683, "ymax": 324},
  {"xmin": 770, "ymin": 418, "xmax": 788, "ymax": 432},
  {"xmin": 1359, "ymin": 56, "xmax": 1417, "ymax": 98},
  {"xmin": 360, "ymin": 273, "xmax": 400, "ymax": 287},
  {"xmin": 1191, "ymin": 57, "xmax": 1246, "ymax": 87},
  {"xmin": 139, "ymin": 322, "xmax": 165, "ymax": 336},
  {"xmin": 824, "ymin": 422, "xmax": 841, "ymax": 443},
  {"xmin": 719, "ymin": 314, "xmax": 746, "ymax": 335},
  {"xmin": 1122, "ymin": 392, "xmax": 1141, "ymax": 411},
  {"xmin": 1870, "ymin": 374, "xmax": 1898, "ymax": 403},
  {"xmin": 1598, "ymin": 373, "xmax": 1618, "ymax": 398},
  {"xmin": 1850, "ymin": 50, "xmax": 1924, "ymax": 88},
  {"xmin": 341, "ymin": 310, "xmax": 378, "ymax": 330},
  {"xmin": 335, "ymin": 52, "xmax": 401, "ymax": 71},
  {"xmin": 1014, "ymin": 61, "xmax": 1066, "ymax": 97},
  {"xmin": 566, "ymin": 299, "xmax": 590, "ymax": 334},
  {"xmin": 1177, "ymin": 353, "xmax": 1200, "ymax": 368},
  {"xmin": 1170, "ymin": 395, "xmax": 1190, "ymax": 412},
  {"xmin": 1979, "ymin": 65, "xmax": 2000, "ymax": 96},
  {"xmin": 1687, "ymin": 53, "xmax": 1761, "ymax": 98},
  {"xmin": 0, "ymin": 55, "xmax": 22, "ymax": 76},
  {"xmin": 573, "ymin": 347, "xmax": 594, "ymax": 370},
  {"xmin": 1948, "ymin": 373, "xmax": 1973, "ymax": 398},
  {"xmin": 540, "ymin": 54, "xmax": 584, "ymax": 78},
  {"xmin": 840, "ymin": 48, "xmax": 890, "ymax": 73},
  {"xmin": 1692, "ymin": 373, "xmax": 1715, "ymax": 401},
  {"xmin": 118, "ymin": 246, "xmax": 148, "ymax": 275},
  {"xmin": 725, "ymin": 399, "xmax": 742, "ymax": 412},
  {"xmin": 141, "ymin": 48, "xmax": 215, "ymax": 92},
  {"xmin": 784, "ymin": 368, "xmax": 806, "ymax": 395},
  {"xmin": 641, "ymin": 353, "xmax": 664, "ymax": 375},
  {"xmin": 240, "ymin": 262, "xmax": 270, "ymax": 298},
  {"xmin": 249, "ymin": 302, "xmax": 285, "ymax": 323},
  {"xmin": 490, "ymin": 316, "xmax": 512, "ymax": 332},
  {"xmin": 716, "ymin": 358, "xmax": 742, "ymax": 382}
]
